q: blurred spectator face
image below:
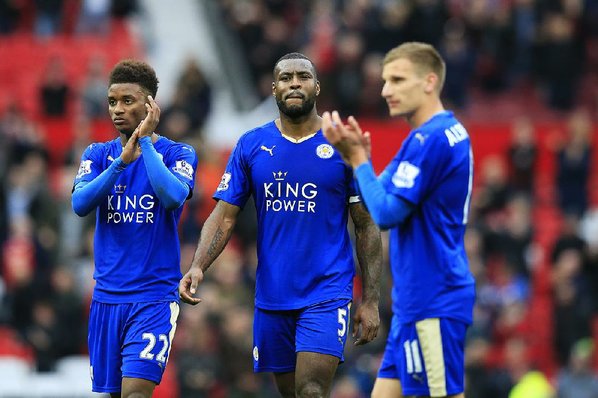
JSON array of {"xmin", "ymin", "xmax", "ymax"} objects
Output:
[
  {"xmin": 569, "ymin": 338, "xmax": 594, "ymax": 372},
  {"xmin": 480, "ymin": 155, "xmax": 507, "ymax": 187},
  {"xmin": 336, "ymin": 33, "xmax": 365, "ymax": 65},
  {"xmin": 512, "ymin": 117, "xmax": 535, "ymax": 146},
  {"xmin": 273, "ymin": 58, "xmax": 320, "ymax": 118},
  {"xmin": 553, "ymin": 248, "xmax": 583, "ymax": 280},
  {"xmin": 567, "ymin": 109, "xmax": 592, "ymax": 147}
]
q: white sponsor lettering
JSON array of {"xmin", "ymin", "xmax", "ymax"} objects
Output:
[
  {"xmin": 265, "ymin": 199, "xmax": 316, "ymax": 213},
  {"xmin": 263, "ymin": 181, "xmax": 317, "ymax": 213},
  {"xmin": 106, "ymin": 194, "xmax": 155, "ymax": 223},
  {"xmin": 107, "ymin": 211, "xmax": 154, "ymax": 224}
]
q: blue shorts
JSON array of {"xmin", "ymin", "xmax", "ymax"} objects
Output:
[
  {"xmin": 88, "ymin": 300, "xmax": 180, "ymax": 393},
  {"xmin": 378, "ymin": 315, "xmax": 467, "ymax": 397},
  {"xmin": 253, "ymin": 299, "xmax": 352, "ymax": 373}
]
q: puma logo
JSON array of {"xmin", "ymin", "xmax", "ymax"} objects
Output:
[
  {"xmin": 414, "ymin": 133, "xmax": 426, "ymax": 145},
  {"xmin": 260, "ymin": 145, "xmax": 275, "ymax": 156}
]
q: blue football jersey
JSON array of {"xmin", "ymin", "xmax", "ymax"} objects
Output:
[
  {"xmin": 74, "ymin": 136, "xmax": 198, "ymax": 303},
  {"xmin": 214, "ymin": 120, "xmax": 359, "ymax": 310},
  {"xmin": 382, "ymin": 111, "xmax": 475, "ymax": 324}
]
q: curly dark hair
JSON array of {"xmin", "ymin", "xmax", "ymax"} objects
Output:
[
  {"xmin": 108, "ymin": 59, "xmax": 159, "ymax": 98},
  {"xmin": 273, "ymin": 52, "xmax": 317, "ymax": 79}
]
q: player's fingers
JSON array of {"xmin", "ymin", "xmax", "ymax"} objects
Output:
[
  {"xmin": 358, "ymin": 325, "xmax": 376, "ymax": 345},
  {"xmin": 331, "ymin": 111, "xmax": 344, "ymax": 131},
  {"xmin": 180, "ymin": 293, "xmax": 201, "ymax": 305},
  {"xmin": 322, "ymin": 111, "xmax": 340, "ymax": 143},
  {"xmin": 352, "ymin": 315, "xmax": 361, "ymax": 338},
  {"xmin": 347, "ymin": 116, "xmax": 363, "ymax": 135}
]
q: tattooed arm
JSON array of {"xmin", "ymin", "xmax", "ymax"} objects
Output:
[
  {"xmin": 179, "ymin": 200, "xmax": 241, "ymax": 305},
  {"xmin": 349, "ymin": 201, "xmax": 383, "ymax": 345}
]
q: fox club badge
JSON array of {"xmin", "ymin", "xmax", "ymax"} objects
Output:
[{"xmin": 316, "ymin": 144, "xmax": 334, "ymax": 159}]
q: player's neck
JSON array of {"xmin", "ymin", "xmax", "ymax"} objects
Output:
[
  {"xmin": 407, "ymin": 99, "xmax": 445, "ymax": 129},
  {"xmin": 275, "ymin": 114, "xmax": 322, "ymax": 142}
]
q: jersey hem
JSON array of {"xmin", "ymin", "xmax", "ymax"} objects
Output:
[{"xmin": 255, "ymin": 294, "xmax": 353, "ymax": 311}]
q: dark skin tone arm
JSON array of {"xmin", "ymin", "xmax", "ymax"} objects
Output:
[
  {"xmin": 179, "ymin": 200, "xmax": 240, "ymax": 304},
  {"xmin": 349, "ymin": 201, "xmax": 383, "ymax": 345}
]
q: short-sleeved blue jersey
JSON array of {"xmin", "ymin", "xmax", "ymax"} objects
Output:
[
  {"xmin": 74, "ymin": 136, "xmax": 197, "ymax": 303},
  {"xmin": 382, "ymin": 111, "xmax": 475, "ymax": 324},
  {"xmin": 214, "ymin": 120, "xmax": 359, "ymax": 310}
]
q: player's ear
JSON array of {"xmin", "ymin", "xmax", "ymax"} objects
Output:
[
  {"xmin": 272, "ymin": 82, "xmax": 276, "ymax": 97},
  {"xmin": 424, "ymin": 73, "xmax": 437, "ymax": 94},
  {"xmin": 316, "ymin": 80, "xmax": 320, "ymax": 96}
]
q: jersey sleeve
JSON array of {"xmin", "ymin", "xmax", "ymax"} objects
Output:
[
  {"xmin": 387, "ymin": 132, "xmax": 450, "ymax": 206},
  {"xmin": 165, "ymin": 142, "xmax": 198, "ymax": 198},
  {"xmin": 73, "ymin": 143, "xmax": 106, "ymax": 187},
  {"xmin": 213, "ymin": 137, "xmax": 252, "ymax": 208}
]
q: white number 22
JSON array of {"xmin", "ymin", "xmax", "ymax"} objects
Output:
[{"xmin": 140, "ymin": 333, "xmax": 169, "ymax": 363}]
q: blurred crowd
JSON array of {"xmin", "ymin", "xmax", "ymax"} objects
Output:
[
  {"xmin": 219, "ymin": 0, "xmax": 598, "ymax": 116},
  {"xmin": 0, "ymin": 0, "xmax": 597, "ymax": 397}
]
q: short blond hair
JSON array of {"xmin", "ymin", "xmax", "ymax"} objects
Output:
[{"xmin": 383, "ymin": 42, "xmax": 446, "ymax": 92}]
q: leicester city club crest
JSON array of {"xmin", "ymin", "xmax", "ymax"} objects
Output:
[{"xmin": 316, "ymin": 144, "xmax": 334, "ymax": 159}]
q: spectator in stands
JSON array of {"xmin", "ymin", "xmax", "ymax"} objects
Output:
[
  {"xmin": 472, "ymin": 155, "xmax": 511, "ymax": 219},
  {"xmin": 332, "ymin": 32, "xmax": 366, "ymax": 116},
  {"xmin": 507, "ymin": 116, "xmax": 537, "ymax": 198},
  {"xmin": 557, "ymin": 338, "xmax": 598, "ymax": 398},
  {"xmin": 162, "ymin": 58, "xmax": 212, "ymax": 138},
  {"xmin": 39, "ymin": 57, "xmax": 71, "ymax": 117},
  {"xmin": 3, "ymin": 216, "xmax": 38, "ymax": 335},
  {"xmin": 33, "ymin": 0, "xmax": 64, "ymax": 37},
  {"xmin": 25, "ymin": 299, "xmax": 60, "ymax": 371},
  {"xmin": 506, "ymin": 337, "xmax": 554, "ymax": 398},
  {"xmin": 6, "ymin": 150, "xmax": 60, "ymax": 273},
  {"xmin": 0, "ymin": 101, "xmax": 46, "ymax": 169},
  {"xmin": 551, "ymin": 247, "xmax": 594, "ymax": 365},
  {"xmin": 534, "ymin": 12, "xmax": 584, "ymax": 110},
  {"xmin": 76, "ymin": 0, "xmax": 111, "ymax": 36},
  {"xmin": 357, "ymin": 53, "xmax": 387, "ymax": 118},
  {"xmin": 464, "ymin": 334, "xmax": 513, "ymax": 398},
  {"xmin": 49, "ymin": 266, "xmax": 85, "ymax": 358},
  {"xmin": 439, "ymin": 19, "xmax": 475, "ymax": 109},
  {"xmin": 0, "ymin": 0, "xmax": 23, "ymax": 34},
  {"xmin": 80, "ymin": 55, "xmax": 109, "ymax": 119},
  {"xmin": 556, "ymin": 108, "xmax": 592, "ymax": 217}
]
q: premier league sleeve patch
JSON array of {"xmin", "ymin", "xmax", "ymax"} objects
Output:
[
  {"xmin": 392, "ymin": 161, "xmax": 420, "ymax": 188},
  {"xmin": 217, "ymin": 172, "xmax": 231, "ymax": 191},
  {"xmin": 173, "ymin": 160, "xmax": 194, "ymax": 180},
  {"xmin": 76, "ymin": 160, "xmax": 93, "ymax": 179}
]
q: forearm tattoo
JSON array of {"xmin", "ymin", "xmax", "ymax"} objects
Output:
[{"xmin": 352, "ymin": 203, "xmax": 383, "ymax": 302}]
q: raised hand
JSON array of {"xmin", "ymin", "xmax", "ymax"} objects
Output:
[
  {"xmin": 138, "ymin": 95, "xmax": 161, "ymax": 138},
  {"xmin": 121, "ymin": 129, "xmax": 142, "ymax": 164},
  {"xmin": 322, "ymin": 111, "xmax": 370, "ymax": 168}
]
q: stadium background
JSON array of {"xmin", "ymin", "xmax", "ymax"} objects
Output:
[{"xmin": 0, "ymin": 0, "xmax": 597, "ymax": 396}]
